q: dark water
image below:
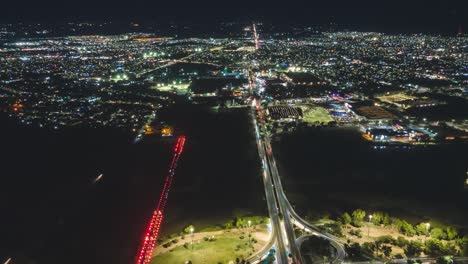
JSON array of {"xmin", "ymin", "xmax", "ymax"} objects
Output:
[
  {"xmin": 0, "ymin": 114, "xmax": 173, "ymax": 264},
  {"xmin": 156, "ymin": 104, "xmax": 266, "ymax": 236},
  {"xmin": 0, "ymin": 104, "xmax": 266, "ymax": 264},
  {"xmin": 274, "ymin": 127, "xmax": 468, "ymax": 227}
]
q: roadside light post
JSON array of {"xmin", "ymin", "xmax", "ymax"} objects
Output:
[
  {"xmin": 190, "ymin": 227, "xmax": 194, "ymax": 251},
  {"xmin": 248, "ymin": 220, "xmax": 252, "ymax": 246},
  {"xmin": 368, "ymin": 215, "xmax": 373, "ymax": 238},
  {"xmin": 425, "ymin": 222, "xmax": 430, "ymax": 242}
]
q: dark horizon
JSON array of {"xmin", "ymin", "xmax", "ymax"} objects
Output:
[{"xmin": 1, "ymin": 0, "xmax": 467, "ymax": 34}]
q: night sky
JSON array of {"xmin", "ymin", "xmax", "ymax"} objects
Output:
[{"xmin": 1, "ymin": 0, "xmax": 467, "ymax": 34}]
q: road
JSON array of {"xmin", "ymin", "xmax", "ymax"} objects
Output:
[
  {"xmin": 250, "ymin": 75, "xmax": 346, "ymax": 263},
  {"xmin": 134, "ymin": 111, "xmax": 156, "ymax": 143},
  {"xmin": 255, "ymin": 102, "xmax": 302, "ymax": 264},
  {"xmin": 251, "ymin": 107, "xmax": 289, "ymax": 264}
]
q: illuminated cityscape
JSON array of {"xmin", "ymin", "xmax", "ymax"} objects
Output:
[
  {"xmin": 1, "ymin": 27, "xmax": 467, "ymax": 143},
  {"xmin": 0, "ymin": 2, "xmax": 467, "ymax": 264}
]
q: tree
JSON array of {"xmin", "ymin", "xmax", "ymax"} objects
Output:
[
  {"xmin": 446, "ymin": 227, "xmax": 458, "ymax": 240},
  {"xmin": 351, "ymin": 209, "xmax": 366, "ymax": 227},
  {"xmin": 392, "ymin": 217, "xmax": 402, "ymax": 229},
  {"xmin": 398, "ymin": 220, "xmax": 416, "ymax": 237},
  {"xmin": 431, "ymin": 228, "xmax": 447, "ymax": 240},
  {"xmin": 350, "ymin": 229, "xmax": 363, "ymax": 238},
  {"xmin": 396, "ymin": 236, "xmax": 409, "ymax": 247},
  {"xmin": 184, "ymin": 225, "xmax": 195, "ymax": 234},
  {"xmin": 382, "ymin": 213, "xmax": 391, "ymax": 226},
  {"xmin": 235, "ymin": 218, "xmax": 244, "ymax": 228},
  {"xmin": 163, "ymin": 241, "xmax": 173, "ymax": 248},
  {"xmin": 458, "ymin": 236, "xmax": 468, "ymax": 257},
  {"xmin": 345, "ymin": 242, "xmax": 364, "ymax": 260},
  {"xmin": 362, "ymin": 242, "xmax": 376, "ymax": 254},
  {"xmin": 376, "ymin": 235, "xmax": 395, "ymax": 244},
  {"xmin": 405, "ymin": 240, "xmax": 424, "ymax": 257},
  {"xmin": 416, "ymin": 223, "xmax": 430, "ymax": 236},
  {"xmin": 382, "ymin": 245, "xmax": 392, "ymax": 257},
  {"xmin": 325, "ymin": 222, "xmax": 343, "ymax": 237},
  {"xmin": 425, "ymin": 239, "xmax": 457, "ymax": 256},
  {"xmin": 442, "ymin": 241, "xmax": 458, "ymax": 255},
  {"xmin": 341, "ymin": 212, "xmax": 352, "ymax": 228},
  {"xmin": 436, "ymin": 256, "xmax": 454, "ymax": 264},
  {"xmin": 372, "ymin": 212, "xmax": 384, "ymax": 225},
  {"xmin": 425, "ymin": 238, "xmax": 445, "ymax": 256}
]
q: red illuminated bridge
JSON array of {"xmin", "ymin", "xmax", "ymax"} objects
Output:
[{"xmin": 135, "ymin": 136, "xmax": 186, "ymax": 264}]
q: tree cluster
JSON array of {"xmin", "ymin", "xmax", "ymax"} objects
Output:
[{"xmin": 338, "ymin": 209, "xmax": 460, "ymax": 240}]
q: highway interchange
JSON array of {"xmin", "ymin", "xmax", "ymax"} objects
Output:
[{"xmin": 250, "ymin": 77, "xmax": 346, "ymax": 264}]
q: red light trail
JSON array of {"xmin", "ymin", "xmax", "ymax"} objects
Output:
[{"xmin": 135, "ymin": 136, "xmax": 186, "ymax": 264}]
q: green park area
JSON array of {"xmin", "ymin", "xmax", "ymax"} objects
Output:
[
  {"xmin": 299, "ymin": 105, "xmax": 334, "ymax": 124},
  {"xmin": 152, "ymin": 216, "xmax": 270, "ymax": 264},
  {"xmin": 151, "ymin": 83, "xmax": 190, "ymax": 95},
  {"xmin": 302, "ymin": 209, "xmax": 468, "ymax": 262}
]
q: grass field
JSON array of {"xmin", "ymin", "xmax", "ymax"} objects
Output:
[
  {"xmin": 151, "ymin": 227, "xmax": 269, "ymax": 264},
  {"xmin": 376, "ymin": 92, "xmax": 417, "ymax": 104},
  {"xmin": 299, "ymin": 105, "xmax": 333, "ymax": 124},
  {"xmin": 151, "ymin": 84, "xmax": 189, "ymax": 95}
]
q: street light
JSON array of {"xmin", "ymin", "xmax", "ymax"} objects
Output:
[
  {"xmin": 424, "ymin": 222, "xmax": 430, "ymax": 242},
  {"xmin": 368, "ymin": 215, "xmax": 373, "ymax": 238},
  {"xmin": 190, "ymin": 227, "xmax": 194, "ymax": 251},
  {"xmin": 248, "ymin": 220, "xmax": 252, "ymax": 246}
]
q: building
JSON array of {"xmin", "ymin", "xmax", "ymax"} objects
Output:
[
  {"xmin": 354, "ymin": 106, "xmax": 397, "ymax": 124},
  {"xmin": 266, "ymin": 106, "xmax": 302, "ymax": 122}
]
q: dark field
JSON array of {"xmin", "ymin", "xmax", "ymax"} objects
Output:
[
  {"xmin": 0, "ymin": 104, "xmax": 265, "ymax": 264},
  {"xmin": 405, "ymin": 94, "xmax": 468, "ymax": 121},
  {"xmin": 189, "ymin": 78, "xmax": 247, "ymax": 94},
  {"xmin": 0, "ymin": 114, "xmax": 172, "ymax": 264},
  {"xmin": 274, "ymin": 127, "xmax": 468, "ymax": 228},
  {"xmin": 156, "ymin": 104, "xmax": 265, "ymax": 236}
]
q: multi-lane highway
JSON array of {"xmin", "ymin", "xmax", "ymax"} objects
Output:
[
  {"xmin": 252, "ymin": 100, "xmax": 302, "ymax": 264},
  {"xmin": 251, "ymin": 77, "xmax": 346, "ymax": 264},
  {"xmin": 252, "ymin": 107, "xmax": 289, "ymax": 264}
]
